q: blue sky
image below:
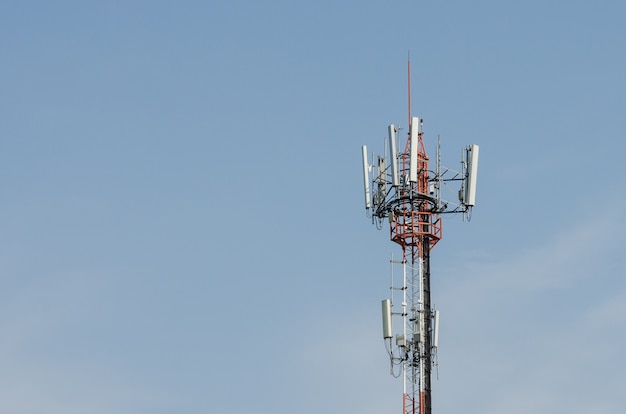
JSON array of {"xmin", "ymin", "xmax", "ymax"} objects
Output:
[{"xmin": 1, "ymin": 1, "xmax": 625, "ymax": 413}]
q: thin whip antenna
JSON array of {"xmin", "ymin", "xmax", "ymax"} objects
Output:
[{"xmin": 407, "ymin": 52, "xmax": 411, "ymax": 127}]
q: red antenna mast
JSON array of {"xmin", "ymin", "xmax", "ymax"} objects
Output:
[{"xmin": 408, "ymin": 54, "xmax": 411, "ymax": 130}]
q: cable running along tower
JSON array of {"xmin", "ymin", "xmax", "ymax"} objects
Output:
[{"xmin": 360, "ymin": 61, "xmax": 479, "ymax": 414}]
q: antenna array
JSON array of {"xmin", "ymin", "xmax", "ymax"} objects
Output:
[{"xmin": 360, "ymin": 65, "xmax": 479, "ymax": 414}]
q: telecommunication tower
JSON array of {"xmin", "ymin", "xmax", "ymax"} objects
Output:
[{"xmin": 360, "ymin": 61, "xmax": 479, "ymax": 414}]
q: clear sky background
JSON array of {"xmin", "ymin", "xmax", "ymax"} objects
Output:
[{"xmin": 1, "ymin": 1, "xmax": 625, "ymax": 413}]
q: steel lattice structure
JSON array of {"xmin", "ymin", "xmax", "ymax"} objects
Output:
[{"xmin": 361, "ymin": 61, "xmax": 479, "ymax": 414}]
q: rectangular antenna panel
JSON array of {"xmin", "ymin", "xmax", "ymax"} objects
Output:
[
  {"xmin": 361, "ymin": 145, "xmax": 371, "ymax": 209},
  {"xmin": 464, "ymin": 144, "xmax": 479, "ymax": 206},
  {"xmin": 388, "ymin": 124, "xmax": 399, "ymax": 186},
  {"xmin": 381, "ymin": 299, "xmax": 392, "ymax": 339},
  {"xmin": 432, "ymin": 310, "xmax": 440, "ymax": 348},
  {"xmin": 409, "ymin": 117, "xmax": 419, "ymax": 182}
]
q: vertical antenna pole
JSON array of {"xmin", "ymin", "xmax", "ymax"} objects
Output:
[
  {"xmin": 402, "ymin": 259, "xmax": 408, "ymax": 401},
  {"xmin": 436, "ymin": 135, "xmax": 441, "ymax": 210},
  {"xmin": 407, "ymin": 54, "xmax": 411, "ymax": 128}
]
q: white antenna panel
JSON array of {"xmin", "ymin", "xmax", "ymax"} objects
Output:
[
  {"xmin": 381, "ymin": 299, "xmax": 392, "ymax": 339},
  {"xmin": 409, "ymin": 117, "xmax": 419, "ymax": 182},
  {"xmin": 464, "ymin": 145, "xmax": 479, "ymax": 206},
  {"xmin": 432, "ymin": 310, "xmax": 440, "ymax": 348},
  {"xmin": 388, "ymin": 124, "xmax": 399, "ymax": 187},
  {"xmin": 361, "ymin": 145, "xmax": 371, "ymax": 209}
]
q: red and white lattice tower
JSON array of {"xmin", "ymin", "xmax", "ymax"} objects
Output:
[{"xmin": 361, "ymin": 60, "xmax": 479, "ymax": 414}]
